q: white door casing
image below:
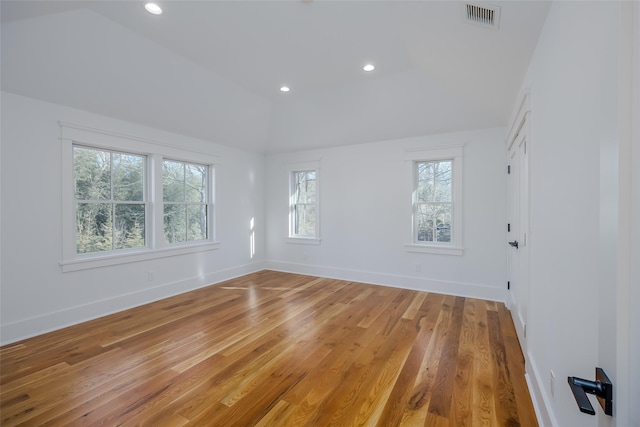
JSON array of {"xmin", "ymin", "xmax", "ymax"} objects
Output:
[{"xmin": 507, "ymin": 93, "xmax": 531, "ymax": 353}]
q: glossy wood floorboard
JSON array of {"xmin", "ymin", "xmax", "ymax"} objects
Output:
[{"xmin": 0, "ymin": 271, "xmax": 538, "ymax": 426}]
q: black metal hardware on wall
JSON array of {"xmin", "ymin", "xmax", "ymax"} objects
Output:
[
  {"xmin": 567, "ymin": 367, "xmax": 613, "ymax": 416},
  {"xmin": 509, "ymin": 240, "xmax": 519, "ymax": 249}
]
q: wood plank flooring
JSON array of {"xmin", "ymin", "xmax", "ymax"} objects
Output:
[{"xmin": 0, "ymin": 271, "xmax": 538, "ymax": 426}]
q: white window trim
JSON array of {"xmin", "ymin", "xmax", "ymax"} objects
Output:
[
  {"xmin": 286, "ymin": 160, "xmax": 321, "ymax": 244},
  {"xmin": 60, "ymin": 122, "xmax": 219, "ymax": 272},
  {"xmin": 405, "ymin": 145, "xmax": 464, "ymax": 256}
]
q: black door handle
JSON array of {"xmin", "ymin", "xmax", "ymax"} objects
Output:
[
  {"xmin": 568, "ymin": 377, "xmax": 597, "ymax": 415},
  {"xmin": 509, "ymin": 240, "xmax": 519, "ymax": 248},
  {"xmin": 567, "ymin": 368, "xmax": 613, "ymax": 416}
]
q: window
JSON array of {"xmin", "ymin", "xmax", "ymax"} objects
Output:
[
  {"xmin": 415, "ymin": 160, "xmax": 452, "ymax": 243},
  {"xmin": 291, "ymin": 170, "xmax": 316, "ymax": 237},
  {"xmin": 163, "ymin": 160, "xmax": 209, "ymax": 244},
  {"xmin": 288, "ymin": 161, "xmax": 320, "ymax": 243},
  {"xmin": 74, "ymin": 146, "xmax": 146, "ymax": 254},
  {"xmin": 61, "ymin": 123, "xmax": 218, "ymax": 271},
  {"xmin": 406, "ymin": 146, "xmax": 463, "ymax": 255}
]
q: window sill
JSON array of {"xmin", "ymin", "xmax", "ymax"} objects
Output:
[
  {"xmin": 60, "ymin": 242, "xmax": 221, "ymax": 272},
  {"xmin": 286, "ymin": 237, "xmax": 321, "ymax": 245},
  {"xmin": 404, "ymin": 244, "xmax": 464, "ymax": 256}
]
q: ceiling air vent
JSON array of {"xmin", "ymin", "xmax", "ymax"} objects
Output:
[{"xmin": 463, "ymin": 2, "xmax": 501, "ymax": 30}]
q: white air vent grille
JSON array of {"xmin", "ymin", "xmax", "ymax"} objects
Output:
[{"xmin": 464, "ymin": 2, "xmax": 501, "ymax": 30}]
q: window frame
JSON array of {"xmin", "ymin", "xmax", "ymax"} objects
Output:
[
  {"xmin": 60, "ymin": 122, "xmax": 218, "ymax": 272},
  {"xmin": 73, "ymin": 145, "xmax": 149, "ymax": 255},
  {"xmin": 162, "ymin": 158, "xmax": 211, "ymax": 246},
  {"xmin": 287, "ymin": 161, "xmax": 321, "ymax": 245},
  {"xmin": 405, "ymin": 145, "xmax": 464, "ymax": 256}
]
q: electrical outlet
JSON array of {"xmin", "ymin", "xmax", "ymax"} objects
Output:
[
  {"xmin": 147, "ymin": 271, "xmax": 154, "ymax": 281},
  {"xmin": 415, "ymin": 263, "xmax": 421, "ymax": 272},
  {"xmin": 550, "ymin": 370, "xmax": 556, "ymax": 397}
]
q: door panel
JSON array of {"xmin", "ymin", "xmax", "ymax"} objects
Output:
[{"xmin": 508, "ymin": 121, "xmax": 529, "ymax": 352}]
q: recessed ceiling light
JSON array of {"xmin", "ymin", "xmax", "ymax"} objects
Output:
[
  {"xmin": 363, "ymin": 64, "xmax": 375, "ymax": 72},
  {"xmin": 280, "ymin": 86, "xmax": 290, "ymax": 92},
  {"xmin": 144, "ymin": 2, "xmax": 162, "ymax": 15}
]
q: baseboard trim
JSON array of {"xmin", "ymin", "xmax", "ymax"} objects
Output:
[
  {"xmin": 526, "ymin": 351, "xmax": 559, "ymax": 427},
  {"xmin": 264, "ymin": 260, "xmax": 507, "ymax": 303},
  {"xmin": 508, "ymin": 287, "xmax": 517, "ymax": 310},
  {"xmin": 0, "ymin": 261, "xmax": 266, "ymax": 346},
  {"xmin": 509, "ymin": 298, "xmax": 553, "ymax": 427},
  {"xmin": 1, "ymin": 261, "xmax": 507, "ymax": 345}
]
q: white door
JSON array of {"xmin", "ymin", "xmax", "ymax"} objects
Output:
[
  {"xmin": 598, "ymin": 3, "xmax": 639, "ymax": 425},
  {"xmin": 507, "ymin": 116, "xmax": 529, "ymax": 351}
]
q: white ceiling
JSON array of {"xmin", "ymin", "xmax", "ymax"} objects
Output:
[{"xmin": 1, "ymin": 1, "xmax": 551, "ymax": 153}]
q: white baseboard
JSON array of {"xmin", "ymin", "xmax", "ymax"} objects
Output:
[
  {"xmin": 264, "ymin": 260, "xmax": 507, "ymax": 303},
  {"xmin": 526, "ymin": 351, "xmax": 559, "ymax": 427},
  {"xmin": 1, "ymin": 260, "xmax": 506, "ymax": 344},
  {"xmin": 508, "ymin": 293, "xmax": 554, "ymax": 427},
  {"xmin": 0, "ymin": 261, "xmax": 266, "ymax": 346},
  {"xmin": 508, "ymin": 287, "xmax": 517, "ymax": 309}
]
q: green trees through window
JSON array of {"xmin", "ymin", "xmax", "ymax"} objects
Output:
[
  {"xmin": 73, "ymin": 146, "xmax": 211, "ymax": 255},
  {"xmin": 163, "ymin": 160, "xmax": 208, "ymax": 244},
  {"xmin": 73, "ymin": 146, "xmax": 146, "ymax": 254}
]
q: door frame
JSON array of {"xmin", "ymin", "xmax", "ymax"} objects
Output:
[
  {"xmin": 506, "ymin": 91, "xmax": 531, "ymax": 352},
  {"xmin": 613, "ymin": 2, "xmax": 639, "ymax": 425},
  {"xmin": 507, "ymin": 122, "xmax": 527, "ymax": 347}
]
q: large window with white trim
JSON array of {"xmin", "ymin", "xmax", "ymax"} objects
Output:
[
  {"xmin": 61, "ymin": 123, "xmax": 218, "ymax": 271},
  {"xmin": 406, "ymin": 145, "xmax": 463, "ymax": 255}
]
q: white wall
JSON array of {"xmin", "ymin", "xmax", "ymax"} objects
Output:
[
  {"xmin": 514, "ymin": 2, "xmax": 623, "ymax": 426},
  {"xmin": 265, "ymin": 128, "xmax": 508, "ymax": 301},
  {"xmin": 0, "ymin": 92, "xmax": 266, "ymax": 345}
]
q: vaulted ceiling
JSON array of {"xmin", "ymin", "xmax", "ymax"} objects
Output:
[{"xmin": 1, "ymin": 1, "xmax": 550, "ymax": 153}]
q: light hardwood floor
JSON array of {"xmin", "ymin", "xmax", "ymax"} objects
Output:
[{"xmin": 0, "ymin": 271, "xmax": 537, "ymax": 426}]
